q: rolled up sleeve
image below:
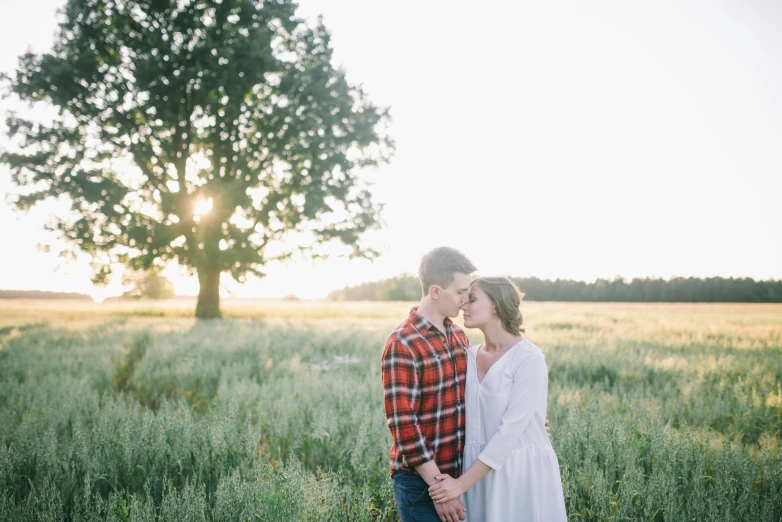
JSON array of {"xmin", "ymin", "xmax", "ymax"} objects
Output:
[{"xmin": 381, "ymin": 339, "xmax": 433, "ymax": 467}]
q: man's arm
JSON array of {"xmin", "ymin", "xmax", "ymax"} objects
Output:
[
  {"xmin": 381, "ymin": 338, "xmax": 434, "ymax": 468},
  {"xmin": 382, "ymin": 339, "xmax": 465, "ymax": 522}
]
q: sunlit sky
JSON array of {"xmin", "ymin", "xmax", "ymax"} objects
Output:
[{"xmin": 1, "ymin": 0, "xmax": 781, "ymax": 299}]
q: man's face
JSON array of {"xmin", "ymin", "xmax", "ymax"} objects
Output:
[{"xmin": 432, "ymin": 272, "xmax": 472, "ymax": 318}]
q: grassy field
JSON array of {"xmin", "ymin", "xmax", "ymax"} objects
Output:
[{"xmin": 0, "ymin": 299, "xmax": 780, "ymax": 521}]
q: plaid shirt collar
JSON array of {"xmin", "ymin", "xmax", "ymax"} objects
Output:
[{"xmin": 408, "ymin": 306, "xmax": 453, "ymax": 334}]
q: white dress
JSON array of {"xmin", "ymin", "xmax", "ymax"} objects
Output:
[{"xmin": 462, "ymin": 340, "xmax": 567, "ymax": 522}]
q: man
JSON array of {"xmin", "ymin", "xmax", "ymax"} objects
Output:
[{"xmin": 382, "ymin": 246, "xmax": 475, "ymax": 522}]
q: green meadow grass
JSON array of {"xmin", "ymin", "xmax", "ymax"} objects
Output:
[{"xmin": 0, "ymin": 300, "xmax": 780, "ymax": 521}]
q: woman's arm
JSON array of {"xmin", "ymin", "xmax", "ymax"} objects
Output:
[
  {"xmin": 477, "ymin": 351, "xmax": 547, "ymax": 470},
  {"xmin": 428, "ymin": 459, "xmax": 492, "ymax": 503},
  {"xmin": 429, "ymin": 350, "xmax": 548, "ymax": 503}
]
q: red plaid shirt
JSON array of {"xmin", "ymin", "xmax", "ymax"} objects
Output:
[{"xmin": 381, "ymin": 307, "xmax": 469, "ymax": 477}]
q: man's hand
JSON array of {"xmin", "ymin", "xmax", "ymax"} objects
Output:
[
  {"xmin": 546, "ymin": 414, "xmax": 552, "ymax": 442},
  {"xmin": 434, "ymin": 497, "xmax": 466, "ymax": 522}
]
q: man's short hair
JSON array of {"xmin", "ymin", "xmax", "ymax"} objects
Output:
[{"xmin": 418, "ymin": 247, "xmax": 477, "ymax": 296}]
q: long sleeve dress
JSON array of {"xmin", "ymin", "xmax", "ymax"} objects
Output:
[{"xmin": 462, "ymin": 340, "xmax": 567, "ymax": 521}]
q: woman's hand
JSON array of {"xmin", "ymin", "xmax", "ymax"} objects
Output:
[{"xmin": 428, "ymin": 474, "xmax": 467, "ymax": 504}]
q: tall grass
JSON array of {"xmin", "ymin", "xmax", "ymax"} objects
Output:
[{"xmin": 0, "ymin": 301, "xmax": 780, "ymax": 521}]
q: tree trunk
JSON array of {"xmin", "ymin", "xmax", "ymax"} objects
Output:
[{"xmin": 196, "ymin": 267, "xmax": 221, "ymax": 319}]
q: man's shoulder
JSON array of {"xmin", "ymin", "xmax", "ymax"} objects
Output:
[
  {"xmin": 386, "ymin": 316, "xmax": 417, "ymax": 343},
  {"xmin": 386, "ymin": 319, "xmax": 412, "ymax": 347},
  {"xmin": 383, "ymin": 316, "xmax": 427, "ymax": 355}
]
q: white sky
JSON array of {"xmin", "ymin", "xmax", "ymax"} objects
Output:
[{"xmin": 1, "ymin": 0, "xmax": 781, "ymax": 299}]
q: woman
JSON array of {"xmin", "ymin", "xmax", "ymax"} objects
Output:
[{"xmin": 428, "ymin": 276, "xmax": 567, "ymax": 521}]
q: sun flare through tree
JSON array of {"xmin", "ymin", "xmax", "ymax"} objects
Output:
[{"xmin": 0, "ymin": 0, "xmax": 393, "ymax": 318}]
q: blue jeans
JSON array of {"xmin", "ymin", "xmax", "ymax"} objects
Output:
[{"xmin": 392, "ymin": 470, "xmax": 441, "ymax": 522}]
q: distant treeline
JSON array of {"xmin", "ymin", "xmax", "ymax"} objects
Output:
[
  {"xmin": 0, "ymin": 290, "xmax": 92, "ymax": 300},
  {"xmin": 328, "ymin": 275, "xmax": 782, "ymax": 303}
]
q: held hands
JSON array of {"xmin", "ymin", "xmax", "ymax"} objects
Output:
[
  {"xmin": 429, "ymin": 474, "xmax": 466, "ymax": 504},
  {"xmin": 433, "ymin": 497, "xmax": 466, "ymax": 522},
  {"xmin": 427, "ymin": 415, "xmax": 552, "ymax": 515}
]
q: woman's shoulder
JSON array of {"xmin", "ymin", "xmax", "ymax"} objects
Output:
[{"xmin": 515, "ymin": 339, "xmax": 545, "ymax": 363}]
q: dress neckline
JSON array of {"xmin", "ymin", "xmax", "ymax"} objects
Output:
[{"xmin": 474, "ymin": 340, "xmax": 524, "ymax": 384}]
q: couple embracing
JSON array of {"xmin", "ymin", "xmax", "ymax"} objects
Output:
[{"xmin": 381, "ymin": 247, "xmax": 567, "ymax": 522}]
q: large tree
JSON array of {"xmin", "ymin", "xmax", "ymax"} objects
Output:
[{"xmin": 1, "ymin": 0, "xmax": 392, "ymax": 318}]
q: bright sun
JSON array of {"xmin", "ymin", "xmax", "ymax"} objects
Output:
[
  {"xmin": 88, "ymin": 288, "xmax": 107, "ymax": 303},
  {"xmin": 193, "ymin": 197, "xmax": 213, "ymax": 222}
]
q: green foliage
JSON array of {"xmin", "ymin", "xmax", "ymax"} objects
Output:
[
  {"xmin": 328, "ymin": 274, "xmax": 420, "ymax": 301},
  {"xmin": 0, "ymin": 303, "xmax": 780, "ymax": 520},
  {"xmin": 0, "ymin": 290, "xmax": 91, "ymax": 299},
  {"xmin": 329, "ymin": 274, "xmax": 782, "ymax": 302},
  {"xmin": 1, "ymin": 0, "xmax": 393, "ymax": 318},
  {"xmin": 515, "ymin": 275, "xmax": 782, "ymax": 302},
  {"xmin": 121, "ymin": 269, "xmax": 175, "ymax": 299}
]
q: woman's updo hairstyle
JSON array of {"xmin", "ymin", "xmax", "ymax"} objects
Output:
[{"xmin": 472, "ymin": 276, "xmax": 525, "ymax": 336}]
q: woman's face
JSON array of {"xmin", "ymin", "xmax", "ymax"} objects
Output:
[{"xmin": 462, "ymin": 283, "xmax": 495, "ymax": 329}]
